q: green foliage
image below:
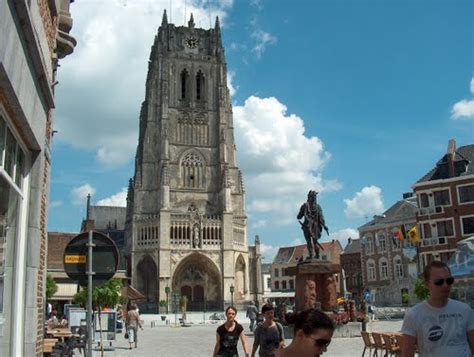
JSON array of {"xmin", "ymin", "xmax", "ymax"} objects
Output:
[
  {"xmin": 46, "ymin": 274, "xmax": 58, "ymax": 301},
  {"xmin": 414, "ymin": 278, "xmax": 430, "ymax": 300},
  {"xmin": 402, "ymin": 292, "xmax": 411, "ymax": 305},
  {"xmin": 159, "ymin": 299, "xmax": 168, "ymax": 307},
  {"xmin": 73, "ymin": 279, "xmax": 127, "ymax": 308}
]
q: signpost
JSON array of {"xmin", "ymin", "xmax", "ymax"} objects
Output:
[{"xmin": 64, "ymin": 231, "xmax": 119, "ymax": 357}]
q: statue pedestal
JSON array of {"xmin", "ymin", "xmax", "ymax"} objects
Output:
[{"xmin": 293, "ymin": 260, "xmax": 340, "ymax": 312}]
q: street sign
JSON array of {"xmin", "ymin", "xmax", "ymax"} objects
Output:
[{"xmin": 64, "ymin": 231, "xmax": 119, "ymax": 288}]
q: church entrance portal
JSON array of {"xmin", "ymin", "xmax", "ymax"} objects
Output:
[{"xmin": 172, "ymin": 253, "xmax": 222, "ymax": 311}]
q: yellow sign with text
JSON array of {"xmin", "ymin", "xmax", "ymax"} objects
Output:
[{"xmin": 64, "ymin": 255, "xmax": 86, "ymax": 264}]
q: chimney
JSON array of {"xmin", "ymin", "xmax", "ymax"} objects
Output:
[{"xmin": 447, "ymin": 139, "xmax": 456, "ymax": 178}]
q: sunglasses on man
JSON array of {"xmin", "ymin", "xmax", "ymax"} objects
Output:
[
  {"xmin": 432, "ymin": 277, "xmax": 455, "ymax": 286},
  {"xmin": 309, "ymin": 337, "xmax": 331, "ymax": 348}
]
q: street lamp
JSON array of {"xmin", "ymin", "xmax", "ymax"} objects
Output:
[
  {"xmin": 165, "ymin": 286, "xmax": 170, "ymax": 314},
  {"xmin": 230, "ymin": 284, "xmax": 235, "ymax": 306}
]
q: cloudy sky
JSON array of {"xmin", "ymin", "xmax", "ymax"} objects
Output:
[{"xmin": 50, "ymin": 0, "xmax": 473, "ymax": 261}]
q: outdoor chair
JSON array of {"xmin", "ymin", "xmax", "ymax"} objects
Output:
[
  {"xmin": 381, "ymin": 333, "xmax": 401, "ymax": 356},
  {"xmin": 361, "ymin": 331, "xmax": 376, "ymax": 357},
  {"xmin": 371, "ymin": 332, "xmax": 386, "ymax": 357}
]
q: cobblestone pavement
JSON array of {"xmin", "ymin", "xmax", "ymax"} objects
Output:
[{"xmin": 91, "ymin": 313, "xmax": 403, "ymax": 356}]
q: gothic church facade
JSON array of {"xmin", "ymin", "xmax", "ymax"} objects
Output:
[{"xmin": 125, "ymin": 12, "xmax": 250, "ymax": 309}]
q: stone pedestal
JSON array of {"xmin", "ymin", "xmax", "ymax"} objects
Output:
[{"xmin": 293, "ymin": 260, "xmax": 340, "ymax": 312}]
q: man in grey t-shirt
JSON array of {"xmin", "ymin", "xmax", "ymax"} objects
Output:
[
  {"xmin": 251, "ymin": 304, "xmax": 284, "ymax": 357},
  {"xmin": 401, "ymin": 261, "xmax": 474, "ymax": 357}
]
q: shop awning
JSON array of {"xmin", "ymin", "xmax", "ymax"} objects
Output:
[
  {"xmin": 121, "ymin": 285, "xmax": 146, "ymax": 300},
  {"xmin": 262, "ymin": 291, "xmax": 295, "ymax": 299},
  {"xmin": 53, "ymin": 283, "xmax": 79, "ymax": 301}
]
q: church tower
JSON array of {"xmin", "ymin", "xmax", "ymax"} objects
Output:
[{"xmin": 125, "ymin": 12, "xmax": 249, "ymax": 310}]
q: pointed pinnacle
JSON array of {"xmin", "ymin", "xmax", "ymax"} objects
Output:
[
  {"xmin": 215, "ymin": 16, "xmax": 220, "ymax": 31},
  {"xmin": 161, "ymin": 9, "xmax": 168, "ymax": 26},
  {"xmin": 188, "ymin": 13, "xmax": 195, "ymax": 28}
]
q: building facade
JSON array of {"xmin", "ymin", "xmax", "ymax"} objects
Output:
[
  {"xmin": 125, "ymin": 13, "xmax": 249, "ymax": 310},
  {"xmin": 413, "ymin": 140, "xmax": 474, "ymax": 268},
  {"xmin": 359, "ymin": 195, "xmax": 418, "ymax": 306},
  {"xmin": 0, "ymin": 0, "xmax": 75, "ymax": 355},
  {"xmin": 340, "ymin": 238, "xmax": 363, "ymax": 302}
]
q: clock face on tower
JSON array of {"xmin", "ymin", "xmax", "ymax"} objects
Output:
[{"xmin": 185, "ymin": 37, "xmax": 199, "ymax": 49}]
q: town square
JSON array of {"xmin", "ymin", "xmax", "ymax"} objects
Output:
[{"xmin": 0, "ymin": 0, "xmax": 473, "ymax": 356}]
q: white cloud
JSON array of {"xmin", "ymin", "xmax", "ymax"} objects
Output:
[
  {"xmin": 452, "ymin": 100, "xmax": 474, "ymax": 120},
  {"xmin": 50, "ymin": 201, "xmax": 63, "ymax": 208},
  {"xmin": 344, "ymin": 185, "xmax": 384, "ymax": 219},
  {"xmin": 252, "ymin": 30, "xmax": 277, "ymax": 58},
  {"xmin": 96, "ymin": 187, "xmax": 128, "ymax": 207},
  {"xmin": 234, "ymin": 96, "xmax": 340, "ymax": 224},
  {"xmin": 71, "ymin": 184, "xmax": 96, "ymax": 206},
  {"xmin": 322, "ymin": 228, "xmax": 359, "ymax": 249},
  {"xmin": 56, "ymin": 1, "xmax": 233, "ymax": 167},
  {"xmin": 252, "ymin": 219, "xmax": 267, "ymax": 229},
  {"xmin": 260, "ymin": 243, "xmax": 279, "ymax": 262},
  {"xmin": 451, "ymin": 77, "xmax": 474, "ymax": 120},
  {"xmin": 227, "ymin": 71, "xmax": 238, "ymax": 97}
]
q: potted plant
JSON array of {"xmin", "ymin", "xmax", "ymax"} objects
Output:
[{"xmin": 159, "ymin": 300, "xmax": 168, "ymax": 320}]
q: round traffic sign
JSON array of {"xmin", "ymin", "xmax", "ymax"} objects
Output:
[{"xmin": 64, "ymin": 231, "xmax": 119, "ymax": 288}]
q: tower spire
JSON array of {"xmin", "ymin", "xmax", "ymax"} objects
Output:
[
  {"xmin": 188, "ymin": 13, "xmax": 195, "ymax": 28},
  {"xmin": 161, "ymin": 9, "xmax": 168, "ymax": 27},
  {"xmin": 215, "ymin": 16, "xmax": 220, "ymax": 32}
]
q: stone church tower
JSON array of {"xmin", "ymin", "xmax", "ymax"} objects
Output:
[{"xmin": 125, "ymin": 12, "xmax": 249, "ymax": 310}]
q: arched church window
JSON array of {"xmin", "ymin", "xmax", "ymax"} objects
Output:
[
  {"xmin": 181, "ymin": 151, "xmax": 204, "ymax": 189},
  {"xmin": 196, "ymin": 70, "xmax": 205, "ymax": 101},
  {"xmin": 181, "ymin": 69, "xmax": 189, "ymax": 100}
]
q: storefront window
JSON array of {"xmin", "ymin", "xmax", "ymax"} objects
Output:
[{"xmin": 0, "ymin": 175, "xmax": 20, "ymax": 313}]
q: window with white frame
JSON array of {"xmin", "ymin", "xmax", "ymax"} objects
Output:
[
  {"xmin": 379, "ymin": 258, "xmax": 389, "ymax": 280},
  {"xmin": 458, "ymin": 184, "xmax": 474, "ymax": 204},
  {"xmin": 419, "ymin": 193, "xmax": 429, "ymax": 208},
  {"xmin": 274, "ymin": 281, "xmax": 279, "ymax": 290},
  {"xmin": 422, "ymin": 223, "xmax": 432, "ymax": 238},
  {"xmin": 0, "ymin": 114, "xmax": 26, "ymax": 316},
  {"xmin": 367, "ymin": 259, "xmax": 376, "ymax": 281},
  {"xmin": 366, "ymin": 236, "xmax": 374, "ymax": 254},
  {"xmin": 289, "ymin": 279, "xmax": 294, "ymax": 290},
  {"xmin": 378, "ymin": 234, "xmax": 386, "ymax": 252},
  {"xmin": 433, "ymin": 189, "xmax": 450, "ymax": 206},
  {"xmin": 437, "ymin": 220, "xmax": 454, "ymax": 237},
  {"xmin": 282, "ymin": 280, "xmax": 287, "ymax": 290},
  {"xmin": 461, "ymin": 216, "xmax": 474, "ymax": 236},
  {"xmin": 266, "ymin": 278, "xmax": 271, "ymax": 289},
  {"xmin": 274, "ymin": 268, "xmax": 279, "ymax": 277},
  {"xmin": 394, "ymin": 256, "xmax": 404, "ymax": 278}
]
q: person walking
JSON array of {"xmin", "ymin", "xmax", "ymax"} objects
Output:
[
  {"xmin": 401, "ymin": 261, "xmax": 474, "ymax": 357},
  {"xmin": 213, "ymin": 306, "xmax": 249, "ymax": 357},
  {"xmin": 273, "ymin": 309, "xmax": 334, "ymax": 357},
  {"xmin": 246, "ymin": 301, "xmax": 259, "ymax": 332},
  {"xmin": 251, "ymin": 304, "xmax": 285, "ymax": 357},
  {"xmin": 126, "ymin": 304, "xmax": 143, "ymax": 349}
]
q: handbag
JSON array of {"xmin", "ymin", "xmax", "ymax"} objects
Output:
[{"xmin": 124, "ymin": 332, "xmax": 129, "ymax": 339}]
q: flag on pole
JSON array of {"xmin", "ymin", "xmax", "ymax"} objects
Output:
[
  {"xmin": 408, "ymin": 225, "xmax": 421, "ymax": 243},
  {"xmin": 394, "ymin": 226, "xmax": 405, "ymax": 241}
]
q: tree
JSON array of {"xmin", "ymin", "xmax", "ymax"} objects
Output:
[
  {"xmin": 414, "ymin": 278, "xmax": 430, "ymax": 300},
  {"xmin": 46, "ymin": 274, "xmax": 58, "ymax": 300},
  {"xmin": 73, "ymin": 279, "xmax": 127, "ymax": 356}
]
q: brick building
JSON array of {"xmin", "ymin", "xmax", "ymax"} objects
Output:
[
  {"xmin": 359, "ymin": 195, "xmax": 418, "ymax": 306},
  {"xmin": 413, "ymin": 139, "xmax": 474, "ymax": 268},
  {"xmin": 0, "ymin": 1, "xmax": 76, "ymax": 355},
  {"xmin": 340, "ymin": 238, "xmax": 363, "ymax": 301}
]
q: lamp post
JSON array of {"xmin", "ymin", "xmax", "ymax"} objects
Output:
[
  {"xmin": 165, "ymin": 286, "xmax": 170, "ymax": 314},
  {"xmin": 230, "ymin": 284, "xmax": 235, "ymax": 306}
]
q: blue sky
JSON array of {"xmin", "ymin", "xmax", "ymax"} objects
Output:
[{"xmin": 50, "ymin": 0, "xmax": 474, "ymax": 262}]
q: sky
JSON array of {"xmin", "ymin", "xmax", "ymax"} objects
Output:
[{"xmin": 49, "ymin": 0, "xmax": 474, "ymax": 262}]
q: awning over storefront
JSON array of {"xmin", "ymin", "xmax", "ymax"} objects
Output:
[
  {"xmin": 52, "ymin": 283, "xmax": 79, "ymax": 301},
  {"xmin": 121, "ymin": 286, "xmax": 146, "ymax": 301},
  {"xmin": 262, "ymin": 291, "xmax": 295, "ymax": 299}
]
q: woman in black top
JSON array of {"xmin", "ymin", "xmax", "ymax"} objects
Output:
[{"xmin": 213, "ymin": 306, "xmax": 249, "ymax": 357}]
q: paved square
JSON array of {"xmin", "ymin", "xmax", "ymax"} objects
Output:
[{"xmin": 91, "ymin": 313, "xmax": 403, "ymax": 356}]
